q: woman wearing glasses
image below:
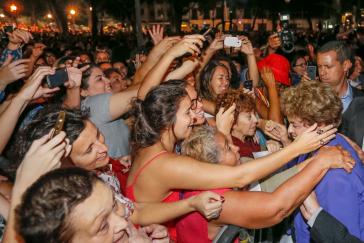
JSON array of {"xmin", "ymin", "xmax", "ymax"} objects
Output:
[{"xmin": 290, "ymin": 52, "xmax": 311, "ymax": 85}]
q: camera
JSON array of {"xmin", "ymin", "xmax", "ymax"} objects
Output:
[{"xmin": 278, "ymin": 14, "xmax": 295, "ymax": 53}]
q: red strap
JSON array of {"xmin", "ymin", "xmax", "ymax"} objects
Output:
[{"xmin": 131, "ymin": 150, "xmax": 168, "ymax": 186}]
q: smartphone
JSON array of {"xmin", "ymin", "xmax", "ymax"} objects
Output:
[
  {"xmin": 224, "ymin": 36, "xmax": 241, "ymax": 48},
  {"xmin": 202, "ymin": 27, "xmax": 212, "ymax": 37},
  {"xmin": 46, "ymin": 69, "xmax": 69, "ymax": 88},
  {"xmin": 306, "ymin": 66, "xmax": 317, "ymax": 80},
  {"xmin": 52, "ymin": 111, "xmax": 66, "ymax": 138},
  {"xmin": 243, "ymin": 80, "xmax": 253, "ymax": 90},
  {"xmin": 3, "ymin": 26, "xmax": 14, "ymax": 33}
]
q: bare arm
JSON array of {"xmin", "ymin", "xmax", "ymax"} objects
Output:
[
  {"xmin": 109, "ymin": 85, "xmax": 139, "ymax": 120},
  {"xmin": 156, "ymin": 125, "xmax": 336, "ymax": 190},
  {"xmin": 132, "ymin": 37, "xmax": 181, "ymax": 85},
  {"xmin": 138, "ymin": 35, "xmax": 204, "ymax": 100},
  {"xmin": 0, "ymin": 67, "xmax": 57, "ymax": 153},
  {"xmin": 260, "ymin": 67, "xmax": 283, "ymax": 124},
  {"xmin": 132, "ymin": 191, "xmax": 223, "ymax": 226},
  {"xmin": 164, "ymin": 58, "xmax": 199, "ymax": 81},
  {"xmin": 215, "ymin": 146, "xmax": 353, "ymax": 228},
  {"xmin": 239, "ymin": 36, "xmax": 259, "ymax": 87}
]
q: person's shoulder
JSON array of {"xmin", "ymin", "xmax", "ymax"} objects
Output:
[{"xmin": 351, "ymin": 85, "xmax": 364, "ymax": 98}]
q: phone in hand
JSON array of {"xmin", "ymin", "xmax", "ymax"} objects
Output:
[
  {"xmin": 46, "ymin": 68, "xmax": 69, "ymax": 88},
  {"xmin": 243, "ymin": 80, "xmax": 253, "ymax": 90},
  {"xmin": 3, "ymin": 25, "xmax": 14, "ymax": 34},
  {"xmin": 51, "ymin": 111, "xmax": 66, "ymax": 138},
  {"xmin": 306, "ymin": 66, "xmax": 317, "ymax": 80},
  {"xmin": 224, "ymin": 37, "xmax": 242, "ymax": 48}
]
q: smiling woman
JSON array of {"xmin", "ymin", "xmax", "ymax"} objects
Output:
[
  {"xmin": 16, "ymin": 167, "xmax": 129, "ymax": 243},
  {"xmin": 198, "ymin": 60, "xmax": 230, "ymax": 101},
  {"xmin": 216, "ymin": 88, "xmax": 261, "ymax": 158}
]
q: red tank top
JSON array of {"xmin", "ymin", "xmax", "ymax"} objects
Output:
[
  {"xmin": 125, "ymin": 151, "xmax": 180, "ymax": 241},
  {"xmin": 177, "ymin": 188, "xmax": 231, "ymax": 243}
]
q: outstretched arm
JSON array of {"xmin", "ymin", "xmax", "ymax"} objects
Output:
[{"xmin": 215, "ymin": 146, "xmax": 354, "ymax": 228}]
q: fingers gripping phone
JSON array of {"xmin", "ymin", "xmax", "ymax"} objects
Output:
[
  {"xmin": 3, "ymin": 26, "xmax": 14, "ymax": 33},
  {"xmin": 51, "ymin": 111, "xmax": 66, "ymax": 138},
  {"xmin": 46, "ymin": 68, "xmax": 69, "ymax": 88},
  {"xmin": 224, "ymin": 37, "xmax": 242, "ymax": 48},
  {"xmin": 306, "ymin": 66, "xmax": 317, "ymax": 80}
]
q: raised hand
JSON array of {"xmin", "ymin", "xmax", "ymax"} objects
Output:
[
  {"xmin": 165, "ymin": 35, "xmax": 205, "ymax": 59},
  {"xmin": 152, "ymin": 36, "xmax": 181, "ymax": 57},
  {"xmin": 216, "ymin": 103, "xmax": 236, "ymax": 136},
  {"xmin": 7, "ymin": 29, "xmax": 33, "ymax": 46},
  {"xmin": 15, "ymin": 130, "xmax": 70, "ymax": 189},
  {"xmin": 207, "ymin": 36, "xmax": 224, "ymax": 52},
  {"xmin": 148, "ymin": 24, "xmax": 164, "ymax": 46},
  {"xmin": 239, "ymin": 36, "xmax": 254, "ymax": 55},
  {"xmin": 18, "ymin": 66, "xmax": 59, "ymax": 101},
  {"xmin": 0, "ymin": 56, "xmax": 30, "ymax": 89},
  {"xmin": 260, "ymin": 67, "xmax": 276, "ymax": 88}
]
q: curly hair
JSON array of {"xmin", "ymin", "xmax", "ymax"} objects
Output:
[
  {"xmin": 6, "ymin": 104, "xmax": 88, "ymax": 172},
  {"xmin": 215, "ymin": 88, "xmax": 256, "ymax": 123},
  {"xmin": 181, "ymin": 125, "xmax": 219, "ymax": 164},
  {"xmin": 198, "ymin": 60, "xmax": 229, "ymax": 101},
  {"xmin": 131, "ymin": 80, "xmax": 188, "ymax": 153},
  {"xmin": 280, "ymin": 80, "xmax": 343, "ymax": 127},
  {"xmin": 16, "ymin": 167, "xmax": 101, "ymax": 243}
]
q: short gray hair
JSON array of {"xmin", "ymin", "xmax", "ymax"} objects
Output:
[{"xmin": 181, "ymin": 125, "xmax": 219, "ymax": 163}]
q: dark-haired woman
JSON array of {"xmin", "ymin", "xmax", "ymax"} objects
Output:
[
  {"xmin": 80, "ymin": 66, "xmax": 137, "ymax": 161},
  {"xmin": 126, "ymin": 79, "xmax": 338, "ymax": 241}
]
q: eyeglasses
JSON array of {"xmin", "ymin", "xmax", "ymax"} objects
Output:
[
  {"xmin": 294, "ymin": 62, "xmax": 307, "ymax": 68},
  {"xmin": 190, "ymin": 96, "xmax": 202, "ymax": 110}
]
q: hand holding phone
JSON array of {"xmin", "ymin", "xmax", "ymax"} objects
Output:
[
  {"xmin": 224, "ymin": 37, "xmax": 242, "ymax": 48},
  {"xmin": 46, "ymin": 68, "xmax": 69, "ymax": 88}
]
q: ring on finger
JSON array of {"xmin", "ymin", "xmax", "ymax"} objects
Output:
[
  {"xmin": 319, "ymin": 139, "xmax": 325, "ymax": 146},
  {"xmin": 317, "ymin": 129, "xmax": 324, "ymax": 135}
]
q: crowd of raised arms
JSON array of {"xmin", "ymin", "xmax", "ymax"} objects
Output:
[{"xmin": 0, "ymin": 24, "xmax": 363, "ymax": 243}]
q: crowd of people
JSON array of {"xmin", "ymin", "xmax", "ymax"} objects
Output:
[{"xmin": 0, "ymin": 22, "xmax": 363, "ymax": 243}]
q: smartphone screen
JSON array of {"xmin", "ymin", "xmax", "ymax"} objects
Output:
[
  {"xmin": 243, "ymin": 80, "xmax": 253, "ymax": 90},
  {"xmin": 46, "ymin": 69, "xmax": 69, "ymax": 88},
  {"xmin": 306, "ymin": 66, "xmax": 317, "ymax": 80},
  {"xmin": 3, "ymin": 26, "xmax": 14, "ymax": 33}
]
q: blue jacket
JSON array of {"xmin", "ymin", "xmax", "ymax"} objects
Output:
[{"xmin": 291, "ymin": 134, "xmax": 364, "ymax": 243}]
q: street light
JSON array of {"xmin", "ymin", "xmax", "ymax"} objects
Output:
[
  {"xmin": 47, "ymin": 13, "xmax": 53, "ymax": 19},
  {"xmin": 10, "ymin": 4, "xmax": 17, "ymax": 13},
  {"xmin": 0, "ymin": 14, "xmax": 5, "ymax": 18},
  {"xmin": 70, "ymin": 9, "xmax": 76, "ymax": 16}
]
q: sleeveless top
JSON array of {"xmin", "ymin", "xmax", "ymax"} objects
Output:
[{"xmin": 125, "ymin": 150, "xmax": 180, "ymax": 241}]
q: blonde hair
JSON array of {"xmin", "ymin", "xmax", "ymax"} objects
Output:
[
  {"xmin": 280, "ymin": 80, "xmax": 342, "ymax": 127},
  {"xmin": 181, "ymin": 125, "xmax": 219, "ymax": 164}
]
